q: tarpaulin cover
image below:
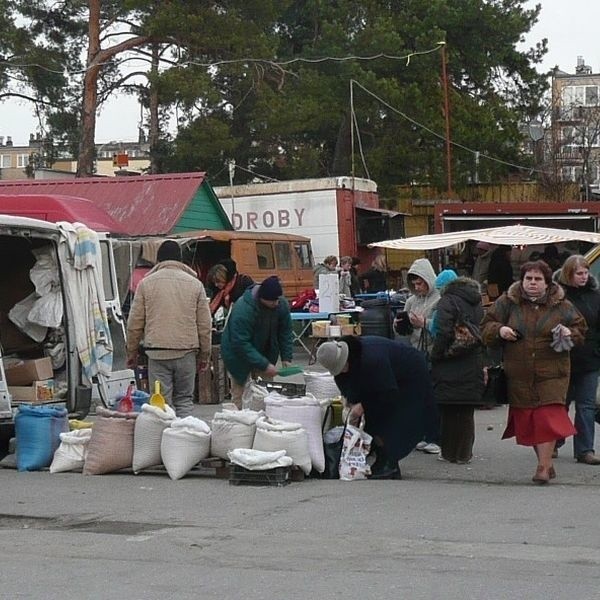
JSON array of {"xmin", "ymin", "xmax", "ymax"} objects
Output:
[{"xmin": 369, "ymin": 224, "xmax": 600, "ymax": 251}]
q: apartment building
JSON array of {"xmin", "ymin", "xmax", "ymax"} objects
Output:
[
  {"xmin": 552, "ymin": 56, "xmax": 600, "ymax": 190},
  {"xmin": 0, "ymin": 134, "xmax": 150, "ymax": 179}
]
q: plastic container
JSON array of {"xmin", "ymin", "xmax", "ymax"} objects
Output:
[{"xmin": 229, "ymin": 464, "xmax": 290, "ymax": 487}]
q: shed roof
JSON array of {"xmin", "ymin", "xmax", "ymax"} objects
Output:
[{"xmin": 0, "ymin": 172, "xmax": 226, "ymax": 235}]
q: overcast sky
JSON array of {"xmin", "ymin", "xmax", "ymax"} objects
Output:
[{"xmin": 1, "ymin": 0, "xmax": 598, "ymax": 147}]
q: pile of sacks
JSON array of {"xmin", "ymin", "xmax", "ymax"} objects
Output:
[{"xmin": 14, "ymin": 369, "xmax": 343, "ymax": 480}]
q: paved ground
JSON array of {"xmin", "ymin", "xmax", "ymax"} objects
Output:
[{"xmin": 2, "ymin": 343, "xmax": 600, "ymax": 598}]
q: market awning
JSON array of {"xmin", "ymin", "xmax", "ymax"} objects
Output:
[{"xmin": 369, "ymin": 224, "xmax": 600, "ymax": 251}]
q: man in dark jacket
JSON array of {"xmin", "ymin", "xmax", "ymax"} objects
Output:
[{"xmin": 221, "ymin": 275, "xmax": 293, "ymax": 408}]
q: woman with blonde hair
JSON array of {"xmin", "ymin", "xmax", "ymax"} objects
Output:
[
  {"xmin": 555, "ymin": 255, "xmax": 600, "ymax": 465},
  {"xmin": 360, "ymin": 254, "xmax": 387, "ymax": 293}
]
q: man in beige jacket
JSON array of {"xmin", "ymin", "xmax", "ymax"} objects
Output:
[{"xmin": 126, "ymin": 240, "xmax": 212, "ymax": 416}]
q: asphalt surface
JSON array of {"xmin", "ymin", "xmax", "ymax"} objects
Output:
[{"xmin": 2, "ymin": 344, "xmax": 600, "ymax": 599}]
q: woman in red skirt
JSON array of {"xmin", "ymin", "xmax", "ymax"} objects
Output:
[{"xmin": 481, "ymin": 260, "xmax": 587, "ymax": 484}]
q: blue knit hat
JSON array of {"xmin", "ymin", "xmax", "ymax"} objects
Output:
[
  {"xmin": 435, "ymin": 269, "xmax": 458, "ymax": 290},
  {"xmin": 258, "ymin": 276, "xmax": 283, "ymax": 301}
]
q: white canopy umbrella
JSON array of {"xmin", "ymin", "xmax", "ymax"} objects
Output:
[{"xmin": 369, "ymin": 224, "xmax": 600, "ymax": 251}]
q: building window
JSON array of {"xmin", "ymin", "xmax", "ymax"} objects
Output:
[
  {"xmin": 562, "ymin": 85, "xmax": 600, "ymax": 107},
  {"xmin": 17, "ymin": 154, "xmax": 29, "ymax": 168},
  {"xmin": 0, "ymin": 155, "xmax": 11, "ymax": 168}
]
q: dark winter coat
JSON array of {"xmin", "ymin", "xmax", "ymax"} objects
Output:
[
  {"xmin": 430, "ymin": 278, "xmax": 485, "ymax": 405},
  {"xmin": 481, "ymin": 281, "xmax": 587, "ymax": 408},
  {"xmin": 221, "ymin": 285, "xmax": 293, "ymax": 385},
  {"xmin": 555, "ymin": 273, "xmax": 600, "ymax": 374},
  {"xmin": 360, "ymin": 268, "xmax": 387, "ymax": 293},
  {"xmin": 334, "ymin": 336, "xmax": 430, "ymax": 461}
]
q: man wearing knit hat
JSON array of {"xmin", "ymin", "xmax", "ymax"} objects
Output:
[
  {"xmin": 126, "ymin": 240, "xmax": 212, "ymax": 417},
  {"xmin": 221, "ymin": 275, "xmax": 294, "ymax": 407}
]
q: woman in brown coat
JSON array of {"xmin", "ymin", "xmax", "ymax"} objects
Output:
[{"xmin": 481, "ymin": 260, "xmax": 587, "ymax": 484}]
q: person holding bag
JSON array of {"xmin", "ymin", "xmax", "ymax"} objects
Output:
[
  {"xmin": 430, "ymin": 274, "xmax": 485, "ymax": 464},
  {"xmin": 394, "ymin": 257, "xmax": 441, "ymax": 454},
  {"xmin": 481, "ymin": 260, "xmax": 587, "ymax": 484},
  {"xmin": 316, "ymin": 335, "xmax": 432, "ymax": 480},
  {"xmin": 555, "ymin": 255, "xmax": 600, "ymax": 465}
]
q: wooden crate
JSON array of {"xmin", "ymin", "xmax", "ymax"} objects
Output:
[{"xmin": 197, "ymin": 344, "xmax": 230, "ymax": 404}]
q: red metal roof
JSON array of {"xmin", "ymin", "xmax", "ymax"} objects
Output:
[
  {"xmin": 0, "ymin": 194, "xmax": 126, "ymax": 233},
  {"xmin": 0, "ymin": 172, "xmax": 208, "ymax": 235}
]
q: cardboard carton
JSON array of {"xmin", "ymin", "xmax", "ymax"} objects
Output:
[
  {"xmin": 4, "ymin": 357, "xmax": 53, "ymax": 386},
  {"xmin": 9, "ymin": 379, "xmax": 55, "ymax": 403}
]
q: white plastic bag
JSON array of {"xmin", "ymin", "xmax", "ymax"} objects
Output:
[
  {"xmin": 161, "ymin": 417, "xmax": 211, "ymax": 480},
  {"xmin": 339, "ymin": 425, "xmax": 372, "ymax": 481},
  {"xmin": 242, "ymin": 380, "xmax": 269, "ymax": 411},
  {"xmin": 50, "ymin": 428, "xmax": 93, "ymax": 473},
  {"xmin": 228, "ymin": 448, "xmax": 293, "ymax": 470}
]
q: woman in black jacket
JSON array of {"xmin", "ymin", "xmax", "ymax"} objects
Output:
[
  {"xmin": 556, "ymin": 255, "xmax": 600, "ymax": 465},
  {"xmin": 430, "ymin": 277, "xmax": 485, "ymax": 463}
]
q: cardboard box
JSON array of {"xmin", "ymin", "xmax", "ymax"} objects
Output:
[
  {"xmin": 9, "ymin": 379, "xmax": 55, "ymax": 403},
  {"xmin": 311, "ymin": 321, "xmax": 331, "ymax": 337},
  {"xmin": 4, "ymin": 357, "xmax": 53, "ymax": 386}
]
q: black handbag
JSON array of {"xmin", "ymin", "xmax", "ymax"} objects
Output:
[
  {"xmin": 482, "ymin": 364, "xmax": 508, "ymax": 405},
  {"xmin": 394, "ymin": 311, "xmax": 413, "ymax": 336},
  {"xmin": 322, "ymin": 414, "xmax": 350, "ymax": 480}
]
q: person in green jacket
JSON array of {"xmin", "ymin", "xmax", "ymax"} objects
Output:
[{"xmin": 221, "ymin": 275, "xmax": 293, "ymax": 408}]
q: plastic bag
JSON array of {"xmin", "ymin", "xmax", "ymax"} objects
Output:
[
  {"xmin": 339, "ymin": 425, "xmax": 372, "ymax": 481},
  {"xmin": 50, "ymin": 429, "xmax": 93, "ymax": 473}
]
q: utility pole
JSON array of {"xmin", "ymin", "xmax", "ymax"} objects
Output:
[{"xmin": 440, "ymin": 42, "xmax": 453, "ymax": 197}]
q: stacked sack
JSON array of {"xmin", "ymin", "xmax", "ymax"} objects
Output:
[
  {"xmin": 83, "ymin": 407, "xmax": 138, "ymax": 475},
  {"xmin": 15, "ymin": 404, "xmax": 69, "ymax": 472},
  {"xmin": 210, "ymin": 409, "xmax": 262, "ymax": 460},
  {"xmin": 263, "ymin": 392, "xmax": 329, "ymax": 474},
  {"xmin": 132, "ymin": 404, "xmax": 176, "ymax": 473},
  {"xmin": 50, "ymin": 428, "xmax": 93, "ymax": 473},
  {"xmin": 253, "ymin": 415, "xmax": 312, "ymax": 475},
  {"xmin": 161, "ymin": 417, "xmax": 211, "ymax": 480}
]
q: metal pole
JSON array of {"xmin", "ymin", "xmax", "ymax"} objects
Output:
[
  {"xmin": 350, "ymin": 80, "xmax": 355, "ymax": 179},
  {"xmin": 440, "ymin": 43, "xmax": 453, "ymax": 196}
]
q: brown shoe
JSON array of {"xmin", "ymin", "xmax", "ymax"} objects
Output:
[
  {"xmin": 576, "ymin": 452, "xmax": 600, "ymax": 465},
  {"xmin": 549, "ymin": 466, "xmax": 556, "ymax": 480}
]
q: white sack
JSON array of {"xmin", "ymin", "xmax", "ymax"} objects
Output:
[
  {"xmin": 304, "ymin": 371, "xmax": 341, "ymax": 400},
  {"xmin": 28, "ymin": 248, "xmax": 64, "ymax": 328},
  {"xmin": 132, "ymin": 403, "xmax": 176, "ymax": 473},
  {"xmin": 210, "ymin": 410, "xmax": 260, "ymax": 459},
  {"xmin": 8, "ymin": 293, "xmax": 49, "ymax": 342},
  {"xmin": 253, "ymin": 416, "xmax": 311, "ymax": 475},
  {"xmin": 242, "ymin": 380, "xmax": 269, "ymax": 411},
  {"xmin": 161, "ymin": 417, "xmax": 211, "ymax": 480},
  {"xmin": 228, "ymin": 448, "xmax": 293, "ymax": 470},
  {"xmin": 50, "ymin": 428, "xmax": 93, "ymax": 473},
  {"xmin": 265, "ymin": 392, "xmax": 327, "ymax": 473}
]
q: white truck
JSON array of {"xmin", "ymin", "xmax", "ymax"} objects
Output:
[
  {"xmin": 214, "ymin": 177, "xmax": 403, "ymax": 266},
  {"xmin": 0, "ymin": 215, "xmax": 132, "ymax": 450}
]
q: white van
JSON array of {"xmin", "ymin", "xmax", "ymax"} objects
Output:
[{"xmin": 0, "ymin": 215, "xmax": 130, "ymax": 445}]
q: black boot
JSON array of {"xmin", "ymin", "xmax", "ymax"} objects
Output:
[{"xmin": 370, "ymin": 458, "xmax": 402, "ymax": 480}]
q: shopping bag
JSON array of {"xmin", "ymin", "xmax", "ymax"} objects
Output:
[
  {"xmin": 322, "ymin": 411, "xmax": 348, "ymax": 479},
  {"xmin": 339, "ymin": 424, "xmax": 372, "ymax": 481},
  {"xmin": 482, "ymin": 365, "xmax": 508, "ymax": 405}
]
